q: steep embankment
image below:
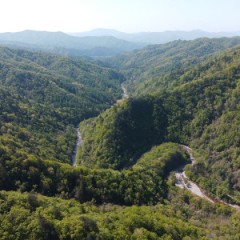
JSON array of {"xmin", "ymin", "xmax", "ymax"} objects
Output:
[{"xmin": 175, "ymin": 146, "xmax": 240, "ymax": 209}]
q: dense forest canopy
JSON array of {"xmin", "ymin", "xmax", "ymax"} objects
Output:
[
  {"xmin": 1, "ymin": 36, "xmax": 240, "ymax": 239},
  {"xmin": 89, "ymin": 41, "xmax": 240, "ymax": 204},
  {"xmin": 104, "ymin": 37, "xmax": 240, "ymax": 93},
  {"xmin": 0, "ymin": 46, "xmax": 123, "ymax": 163}
]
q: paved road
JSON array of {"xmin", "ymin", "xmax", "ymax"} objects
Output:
[{"xmin": 175, "ymin": 146, "xmax": 240, "ymax": 209}]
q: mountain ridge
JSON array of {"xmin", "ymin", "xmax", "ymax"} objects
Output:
[
  {"xmin": 0, "ymin": 30, "xmax": 145, "ymax": 57},
  {"xmin": 71, "ymin": 28, "xmax": 240, "ymax": 44},
  {"xmin": 79, "ymin": 39, "xmax": 240, "ymax": 205}
]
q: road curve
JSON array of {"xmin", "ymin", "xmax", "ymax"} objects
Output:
[{"xmin": 175, "ymin": 146, "xmax": 240, "ymax": 210}]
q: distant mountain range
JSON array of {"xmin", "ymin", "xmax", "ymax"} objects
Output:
[
  {"xmin": 0, "ymin": 30, "xmax": 145, "ymax": 57},
  {"xmin": 71, "ymin": 28, "xmax": 240, "ymax": 44},
  {"xmin": 0, "ymin": 29, "xmax": 240, "ymax": 58}
]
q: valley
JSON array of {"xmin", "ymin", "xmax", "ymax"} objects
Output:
[{"xmin": 0, "ymin": 35, "xmax": 240, "ymax": 239}]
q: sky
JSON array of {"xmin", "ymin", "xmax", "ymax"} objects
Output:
[{"xmin": 0, "ymin": 0, "xmax": 240, "ymax": 33}]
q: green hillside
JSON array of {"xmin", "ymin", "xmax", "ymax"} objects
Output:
[
  {"xmin": 105, "ymin": 37, "xmax": 240, "ymax": 93},
  {"xmin": 80, "ymin": 44, "xmax": 240, "ymax": 204},
  {"xmin": 2, "ymin": 189, "xmax": 239, "ymax": 239},
  {"xmin": 135, "ymin": 45, "xmax": 240, "ymax": 203},
  {"xmin": 78, "ymin": 96, "xmax": 168, "ymax": 169},
  {"xmin": 0, "ymin": 46, "xmax": 123, "ymax": 163},
  {"xmin": 1, "ymin": 38, "xmax": 240, "ymax": 239},
  {"xmin": 0, "ymin": 142, "xmax": 187, "ymax": 205}
]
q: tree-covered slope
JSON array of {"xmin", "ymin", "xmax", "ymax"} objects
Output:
[
  {"xmin": 146, "ymin": 46, "xmax": 240, "ymax": 203},
  {"xmin": 78, "ymin": 96, "xmax": 168, "ymax": 169},
  {"xmin": 1, "ymin": 39, "xmax": 240, "ymax": 240},
  {"xmin": 0, "ymin": 46, "xmax": 123, "ymax": 163},
  {"xmin": 0, "ymin": 142, "xmax": 187, "ymax": 205},
  {"xmin": 104, "ymin": 37, "xmax": 240, "ymax": 93},
  {"xmin": 2, "ymin": 189, "xmax": 239, "ymax": 240},
  {"xmin": 81, "ymin": 45, "xmax": 240, "ymax": 203}
]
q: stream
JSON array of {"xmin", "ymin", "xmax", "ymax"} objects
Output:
[
  {"xmin": 122, "ymin": 83, "xmax": 129, "ymax": 99},
  {"xmin": 175, "ymin": 146, "xmax": 240, "ymax": 210},
  {"xmin": 116, "ymin": 84, "xmax": 129, "ymax": 104},
  {"xmin": 71, "ymin": 128, "xmax": 82, "ymax": 166},
  {"xmin": 71, "ymin": 83, "xmax": 129, "ymax": 166}
]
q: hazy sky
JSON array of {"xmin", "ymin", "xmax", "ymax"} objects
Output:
[{"xmin": 1, "ymin": 0, "xmax": 239, "ymax": 33}]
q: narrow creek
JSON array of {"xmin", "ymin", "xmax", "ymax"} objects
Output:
[
  {"xmin": 71, "ymin": 83, "xmax": 128, "ymax": 166},
  {"xmin": 175, "ymin": 146, "xmax": 240, "ymax": 210},
  {"xmin": 122, "ymin": 83, "xmax": 129, "ymax": 99},
  {"xmin": 116, "ymin": 84, "xmax": 129, "ymax": 104},
  {"xmin": 71, "ymin": 128, "xmax": 82, "ymax": 166}
]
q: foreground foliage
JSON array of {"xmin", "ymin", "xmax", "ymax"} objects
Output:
[
  {"xmin": 0, "ymin": 143, "xmax": 187, "ymax": 205},
  {"xmin": 1, "ymin": 190, "xmax": 239, "ymax": 240}
]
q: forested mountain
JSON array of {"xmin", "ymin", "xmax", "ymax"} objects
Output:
[
  {"xmin": 81, "ymin": 40, "xmax": 240, "ymax": 205},
  {"xmin": 78, "ymin": 96, "xmax": 168, "ymax": 169},
  {"xmin": 0, "ymin": 30, "xmax": 145, "ymax": 57},
  {"xmin": 104, "ymin": 37, "xmax": 240, "ymax": 93},
  {"xmin": 1, "ymin": 36, "xmax": 240, "ymax": 239},
  {"xmin": 0, "ymin": 46, "xmax": 123, "ymax": 163}
]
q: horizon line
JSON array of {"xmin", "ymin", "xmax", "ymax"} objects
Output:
[{"xmin": 0, "ymin": 28, "xmax": 239, "ymax": 34}]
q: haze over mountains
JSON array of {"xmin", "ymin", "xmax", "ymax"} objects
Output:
[
  {"xmin": 0, "ymin": 29, "xmax": 240, "ymax": 58},
  {"xmin": 71, "ymin": 28, "xmax": 240, "ymax": 44},
  {"xmin": 0, "ymin": 30, "xmax": 145, "ymax": 57}
]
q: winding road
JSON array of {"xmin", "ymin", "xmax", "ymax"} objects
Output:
[
  {"xmin": 175, "ymin": 146, "xmax": 240, "ymax": 210},
  {"xmin": 71, "ymin": 84, "xmax": 240, "ymax": 210}
]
